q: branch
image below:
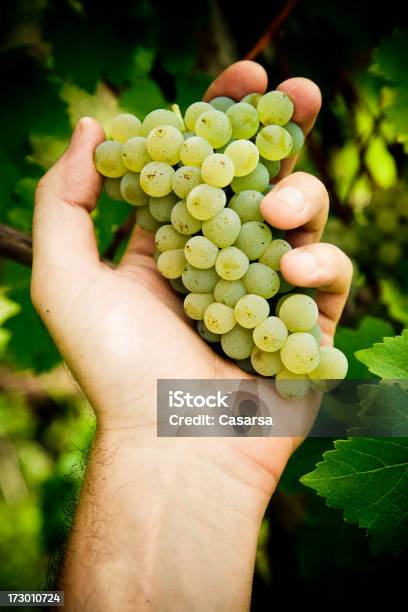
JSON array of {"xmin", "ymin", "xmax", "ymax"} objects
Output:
[
  {"xmin": 103, "ymin": 210, "xmax": 136, "ymax": 260},
  {"xmin": 0, "ymin": 224, "xmax": 33, "ymax": 267},
  {"xmin": 244, "ymin": 0, "xmax": 300, "ymax": 61}
]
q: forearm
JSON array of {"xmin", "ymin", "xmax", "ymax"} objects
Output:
[{"xmin": 58, "ymin": 429, "xmax": 271, "ymax": 611}]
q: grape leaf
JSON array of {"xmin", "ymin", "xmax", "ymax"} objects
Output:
[
  {"xmin": 355, "ymin": 330, "xmax": 408, "ymax": 379},
  {"xmin": 279, "ymin": 438, "xmax": 334, "ymax": 493},
  {"xmin": 301, "ymin": 437, "xmax": 408, "ymax": 554},
  {"xmin": 350, "ymin": 383, "xmax": 408, "ymax": 436},
  {"xmin": 60, "ymin": 82, "xmax": 121, "ymax": 133}
]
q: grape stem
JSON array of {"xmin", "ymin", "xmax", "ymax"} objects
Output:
[
  {"xmin": 171, "ymin": 104, "xmax": 186, "ymax": 132},
  {"xmin": 244, "ymin": 0, "xmax": 300, "ymax": 60}
]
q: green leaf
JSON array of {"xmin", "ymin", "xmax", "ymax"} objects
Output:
[
  {"xmin": 380, "ymin": 279, "xmax": 408, "ymax": 326},
  {"xmin": 279, "ymin": 438, "xmax": 334, "ymax": 493},
  {"xmin": 120, "ymin": 77, "xmax": 167, "ymax": 119},
  {"xmin": 355, "ymin": 330, "xmax": 408, "ymax": 379},
  {"xmin": 60, "ymin": 82, "xmax": 121, "ymax": 133},
  {"xmin": 301, "ymin": 437, "xmax": 408, "ymax": 554},
  {"xmin": 349, "ymin": 383, "xmax": 408, "ymax": 436},
  {"xmin": 335, "ymin": 317, "xmax": 394, "ymax": 379}
]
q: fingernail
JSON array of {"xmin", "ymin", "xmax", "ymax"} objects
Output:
[
  {"xmin": 274, "ymin": 186, "xmax": 305, "ymax": 212},
  {"xmin": 290, "ymin": 251, "xmax": 318, "ymax": 275}
]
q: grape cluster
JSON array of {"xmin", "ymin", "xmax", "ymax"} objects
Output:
[{"xmin": 94, "ymin": 91, "xmax": 348, "ymax": 399}]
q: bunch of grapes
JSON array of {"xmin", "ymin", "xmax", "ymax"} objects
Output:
[{"xmin": 94, "ymin": 91, "xmax": 348, "ymax": 399}]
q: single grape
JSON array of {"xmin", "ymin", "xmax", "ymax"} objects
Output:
[
  {"xmin": 259, "ymin": 239, "xmax": 292, "ymax": 270},
  {"xmin": 229, "ymin": 190, "xmax": 264, "ymax": 223},
  {"xmin": 180, "ymin": 136, "xmax": 214, "ymax": 167},
  {"xmin": 182, "ymin": 264, "xmax": 219, "ymax": 293},
  {"xmin": 140, "ymin": 162, "xmax": 175, "ymax": 197},
  {"xmin": 120, "ymin": 172, "xmax": 150, "ymax": 206},
  {"xmin": 171, "ymin": 200, "xmax": 202, "ymax": 235},
  {"xmin": 257, "ymin": 91, "xmax": 294, "ymax": 126},
  {"xmin": 209, "ymin": 96, "xmax": 235, "ymax": 112},
  {"xmin": 170, "ymin": 277, "xmax": 189, "ymax": 295},
  {"xmin": 149, "ymin": 193, "xmax": 177, "ymax": 223},
  {"xmin": 184, "ymin": 101, "xmax": 213, "ymax": 131},
  {"xmin": 122, "ymin": 136, "xmax": 152, "ymax": 172},
  {"xmin": 202, "ymin": 208, "xmax": 241, "ymax": 248},
  {"xmin": 172, "ymin": 166, "xmax": 202, "ymax": 199},
  {"xmin": 221, "ymin": 325, "xmax": 254, "ymax": 359},
  {"xmin": 242, "ymin": 263, "xmax": 280, "ymax": 298},
  {"xmin": 195, "ymin": 110, "xmax": 232, "ymax": 149},
  {"xmin": 253, "ymin": 316, "xmax": 288, "ymax": 352},
  {"xmin": 197, "ymin": 320, "xmax": 221, "ymax": 343},
  {"xmin": 234, "ymin": 222, "xmax": 272, "ymax": 260},
  {"xmin": 184, "ymin": 236, "xmax": 219, "ymax": 269},
  {"xmin": 280, "ymin": 332, "xmax": 319, "ymax": 374},
  {"xmin": 256, "ymin": 126, "xmax": 292, "ymax": 161},
  {"xmin": 275, "ymin": 369, "xmax": 310, "ymax": 399},
  {"xmin": 155, "ymin": 225, "xmax": 188, "ymax": 251},
  {"xmin": 157, "ymin": 249, "xmax": 186, "ymax": 278},
  {"xmin": 275, "ymin": 294, "xmax": 290, "ymax": 316},
  {"xmin": 235, "ymin": 357, "xmax": 256, "ymax": 374},
  {"xmin": 186, "ymin": 184, "xmax": 226, "ymax": 220},
  {"xmin": 240, "ymin": 92, "xmax": 262, "ymax": 108},
  {"xmin": 226, "ymin": 103, "xmax": 259, "ymax": 139},
  {"xmin": 204, "ymin": 302, "xmax": 236, "ymax": 334},
  {"xmin": 142, "ymin": 109, "xmax": 183, "ymax": 136},
  {"xmin": 231, "ymin": 163, "xmax": 269, "ymax": 193},
  {"xmin": 251, "ymin": 347, "xmax": 282, "ymax": 376},
  {"xmin": 184, "ymin": 293, "xmax": 214, "ymax": 320},
  {"xmin": 279, "ymin": 294, "xmax": 319, "ymax": 332},
  {"xmin": 284, "ymin": 122, "xmax": 305, "ymax": 156},
  {"xmin": 104, "ymin": 177, "xmax": 123, "ymax": 201},
  {"xmin": 308, "ymin": 346, "xmax": 348, "ymax": 386},
  {"xmin": 234, "ymin": 294, "xmax": 269, "ymax": 329},
  {"xmin": 215, "ymin": 247, "xmax": 249, "ymax": 280},
  {"xmin": 146, "ymin": 125, "xmax": 184, "ymax": 165},
  {"xmin": 213, "ymin": 279, "xmax": 246, "ymax": 307},
  {"xmin": 260, "ymin": 158, "xmax": 281, "ymax": 180},
  {"xmin": 224, "ymin": 140, "xmax": 259, "ymax": 177},
  {"xmin": 136, "ymin": 206, "xmax": 162, "ymax": 232},
  {"xmin": 94, "ymin": 141, "xmax": 126, "ymax": 178},
  {"xmin": 110, "ymin": 113, "xmax": 142, "ymax": 143},
  {"xmin": 201, "ymin": 153, "xmax": 234, "ymax": 188}
]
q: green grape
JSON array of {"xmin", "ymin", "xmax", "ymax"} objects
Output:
[
  {"xmin": 284, "ymin": 122, "xmax": 305, "ymax": 156},
  {"xmin": 184, "ymin": 101, "xmax": 213, "ymax": 131},
  {"xmin": 242, "ymin": 263, "xmax": 280, "ymax": 298},
  {"xmin": 197, "ymin": 320, "xmax": 221, "ymax": 343},
  {"xmin": 234, "ymin": 294, "xmax": 269, "ymax": 329},
  {"xmin": 257, "ymin": 91, "xmax": 294, "ymax": 126},
  {"xmin": 280, "ymin": 332, "xmax": 319, "ymax": 374},
  {"xmin": 195, "ymin": 110, "xmax": 232, "ymax": 149},
  {"xmin": 142, "ymin": 109, "xmax": 183, "ymax": 136},
  {"xmin": 309, "ymin": 323, "xmax": 323, "ymax": 345},
  {"xmin": 180, "ymin": 136, "xmax": 214, "ymax": 167},
  {"xmin": 121, "ymin": 136, "xmax": 152, "ymax": 172},
  {"xmin": 155, "ymin": 225, "xmax": 188, "ymax": 251},
  {"xmin": 275, "ymin": 369, "xmax": 310, "ymax": 399},
  {"xmin": 204, "ymin": 302, "xmax": 236, "ymax": 334},
  {"xmin": 278, "ymin": 273, "xmax": 295, "ymax": 293},
  {"xmin": 149, "ymin": 193, "xmax": 177, "ymax": 222},
  {"xmin": 253, "ymin": 316, "xmax": 288, "ymax": 352},
  {"xmin": 256, "ymin": 126, "xmax": 292, "ymax": 161},
  {"xmin": 240, "ymin": 92, "xmax": 262, "ymax": 108},
  {"xmin": 226, "ymin": 103, "xmax": 260, "ymax": 139},
  {"xmin": 120, "ymin": 172, "xmax": 150, "ymax": 206},
  {"xmin": 172, "ymin": 166, "xmax": 202, "ymax": 199},
  {"xmin": 224, "ymin": 140, "xmax": 259, "ymax": 177},
  {"xmin": 153, "ymin": 247, "xmax": 161, "ymax": 263},
  {"xmin": 140, "ymin": 162, "xmax": 175, "ymax": 197},
  {"xmin": 110, "ymin": 113, "xmax": 142, "ymax": 142},
  {"xmin": 209, "ymin": 96, "xmax": 235, "ymax": 112},
  {"xmin": 184, "ymin": 293, "xmax": 214, "ymax": 320},
  {"xmin": 186, "ymin": 184, "xmax": 226, "ymax": 220},
  {"xmin": 170, "ymin": 277, "xmax": 189, "ymax": 295},
  {"xmin": 221, "ymin": 325, "xmax": 254, "ymax": 359},
  {"xmin": 104, "ymin": 177, "xmax": 123, "ymax": 201},
  {"xmin": 213, "ymin": 279, "xmax": 246, "ymax": 307},
  {"xmin": 146, "ymin": 125, "xmax": 184, "ymax": 165},
  {"xmin": 259, "ymin": 239, "xmax": 292, "ymax": 270},
  {"xmin": 308, "ymin": 346, "xmax": 348, "ymax": 389},
  {"xmin": 251, "ymin": 347, "xmax": 282, "ymax": 376},
  {"xmin": 234, "ymin": 222, "xmax": 272, "ymax": 260},
  {"xmin": 231, "ymin": 163, "xmax": 269, "ymax": 193},
  {"xmin": 279, "ymin": 294, "xmax": 319, "ymax": 332},
  {"xmin": 184, "ymin": 236, "xmax": 219, "ymax": 269},
  {"xmin": 94, "ymin": 141, "xmax": 126, "ymax": 178},
  {"xmin": 201, "ymin": 153, "xmax": 234, "ymax": 188},
  {"xmin": 229, "ymin": 190, "xmax": 264, "ymax": 223},
  {"xmin": 157, "ymin": 249, "xmax": 186, "ymax": 278},
  {"xmin": 136, "ymin": 206, "xmax": 162, "ymax": 232},
  {"xmin": 171, "ymin": 200, "xmax": 202, "ymax": 235},
  {"xmin": 202, "ymin": 208, "xmax": 241, "ymax": 248},
  {"xmin": 182, "ymin": 264, "xmax": 219, "ymax": 293},
  {"xmin": 235, "ymin": 357, "xmax": 256, "ymax": 374},
  {"xmin": 215, "ymin": 247, "xmax": 249, "ymax": 280},
  {"xmin": 260, "ymin": 158, "xmax": 281, "ymax": 180}
]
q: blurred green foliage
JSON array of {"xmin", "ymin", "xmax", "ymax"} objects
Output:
[{"xmin": 0, "ymin": 0, "xmax": 407, "ymax": 602}]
